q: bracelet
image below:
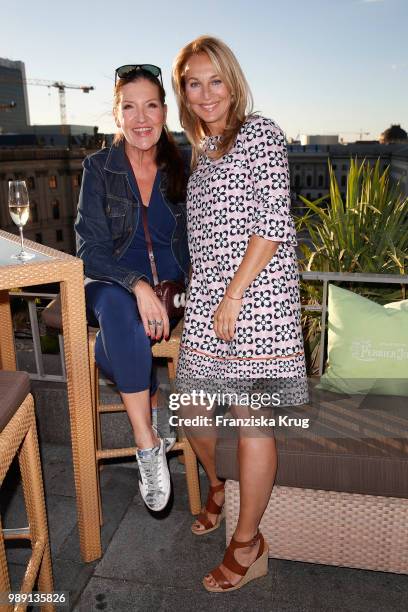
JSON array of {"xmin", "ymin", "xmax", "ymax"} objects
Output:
[{"xmin": 225, "ymin": 291, "xmax": 243, "ymax": 301}]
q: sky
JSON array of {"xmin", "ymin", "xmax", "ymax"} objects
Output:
[{"xmin": 1, "ymin": 0, "xmax": 407, "ymax": 141}]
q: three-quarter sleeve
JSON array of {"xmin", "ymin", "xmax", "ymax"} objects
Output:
[{"xmin": 245, "ymin": 116, "xmax": 297, "ymax": 245}]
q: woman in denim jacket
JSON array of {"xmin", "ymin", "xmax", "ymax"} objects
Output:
[{"xmin": 75, "ymin": 65, "xmax": 189, "ymax": 512}]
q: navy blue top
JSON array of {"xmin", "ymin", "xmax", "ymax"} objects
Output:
[{"xmin": 118, "ymin": 166, "xmax": 184, "ymax": 284}]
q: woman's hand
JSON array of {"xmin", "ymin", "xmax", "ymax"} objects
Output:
[
  {"xmin": 213, "ymin": 293, "xmax": 243, "ymax": 341},
  {"xmin": 133, "ymin": 280, "xmax": 169, "ymax": 340},
  {"xmin": 212, "ymin": 236, "xmax": 280, "ymax": 342}
]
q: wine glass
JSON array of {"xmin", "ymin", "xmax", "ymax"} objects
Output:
[{"xmin": 8, "ymin": 180, "xmax": 35, "ymax": 261}]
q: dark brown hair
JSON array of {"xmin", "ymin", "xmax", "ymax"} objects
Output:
[{"xmin": 113, "ymin": 70, "xmax": 187, "ymax": 203}]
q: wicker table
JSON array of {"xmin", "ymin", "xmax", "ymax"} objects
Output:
[{"xmin": 0, "ymin": 230, "xmax": 102, "ymax": 562}]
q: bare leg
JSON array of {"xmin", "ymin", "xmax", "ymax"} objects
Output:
[
  {"xmin": 121, "ymin": 389, "xmax": 159, "ymax": 450},
  {"xmin": 235, "ymin": 434, "xmax": 277, "ymax": 539},
  {"xmin": 150, "ymin": 389, "xmax": 159, "ymax": 409},
  {"xmin": 204, "ymin": 429, "xmax": 277, "ymax": 588},
  {"xmin": 182, "ymin": 423, "xmax": 224, "ymax": 531}
]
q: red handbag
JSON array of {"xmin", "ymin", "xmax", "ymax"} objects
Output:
[{"xmin": 141, "ymin": 204, "xmax": 186, "ymax": 319}]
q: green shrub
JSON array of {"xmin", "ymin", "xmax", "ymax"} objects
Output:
[{"xmin": 296, "ymin": 158, "xmax": 408, "ymax": 373}]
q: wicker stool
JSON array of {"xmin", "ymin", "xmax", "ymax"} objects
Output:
[
  {"xmin": 42, "ymin": 298, "xmax": 201, "ymax": 521},
  {"xmin": 89, "ymin": 319, "xmax": 201, "ymax": 521},
  {"xmin": 0, "ymin": 371, "xmax": 54, "ymax": 612}
]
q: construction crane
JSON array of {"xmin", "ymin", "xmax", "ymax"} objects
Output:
[
  {"xmin": 26, "ymin": 80, "xmax": 94, "ymax": 124},
  {"xmin": 340, "ymin": 130, "xmax": 370, "ymax": 141}
]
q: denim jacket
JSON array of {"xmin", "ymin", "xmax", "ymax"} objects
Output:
[{"xmin": 75, "ymin": 141, "xmax": 190, "ymax": 292}]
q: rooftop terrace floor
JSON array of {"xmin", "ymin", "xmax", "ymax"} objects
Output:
[{"xmin": 2, "ymin": 440, "xmax": 407, "ymax": 612}]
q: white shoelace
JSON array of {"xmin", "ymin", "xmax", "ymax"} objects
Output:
[{"xmin": 138, "ymin": 446, "xmax": 164, "ymax": 504}]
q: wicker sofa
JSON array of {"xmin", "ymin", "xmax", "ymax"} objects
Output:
[{"xmin": 216, "ymin": 272, "xmax": 408, "ymax": 574}]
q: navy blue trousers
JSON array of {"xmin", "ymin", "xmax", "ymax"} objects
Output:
[{"xmin": 85, "ymin": 280, "xmax": 161, "ymax": 394}]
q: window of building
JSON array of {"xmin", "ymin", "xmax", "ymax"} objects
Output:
[
  {"xmin": 294, "ymin": 175, "xmax": 301, "ymax": 189},
  {"xmin": 56, "ymin": 229, "xmax": 63, "ymax": 242},
  {"xmin": 306, "ymin": 175, "xmax": 312, "ymax": 187},
  {"xmin": 30, "ymin": 200, "xmax": 39, "ymax": 223},
  {"xmin": 318, "ymin": 175, "xmax": 324, "ymax": 187},
  {"xmin": 342, "ymin": 164, "xmax": 347, "ymax": 171},
  {"xmin": 341, "ymin": 175, "xmax": 347, "ymax": 187},
  {"xmin": 49, "ymin": 175, "xmax": 57, "ymax": 189},
  {"xmin": 73, "ymin": 173, "xmax": 82, "ymax": 187},
  {"xmin": 318, "ymin": 193, "xmax": 322, "ymax": 198},
  {"xmin": 295, "ymin": 164, "xmax": 300, "ymax": 170},
  {"xmin": 52, "ymin": 200, "xmax": 60, "ymax": 220},
  {"xmin": 27, "ymin": 177, "xmax": 36, "ymax": 190},
  {"xmin": 332, "ymin": 164, "xmax": 337, "ymax": 171},
  {"xmin": 306, "ymin": 193, "xmax": 311, "ymax": 200}
]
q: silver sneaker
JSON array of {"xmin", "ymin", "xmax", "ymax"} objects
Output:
[
  {"xmin": 152, "ymin": 425, "xmax": 176, "ymax": 453},
  {"xmin": 136, "ymin": 439, "xmax": 171, "ymax": 512}
]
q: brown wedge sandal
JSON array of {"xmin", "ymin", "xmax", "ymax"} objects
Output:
[
  {"xmin": 203, "ymin": 530, "xmax": 269, "ymax": 593},
  {"xmin": 191, "ymin": 482, "xmax": 225, "ymax": 536}
]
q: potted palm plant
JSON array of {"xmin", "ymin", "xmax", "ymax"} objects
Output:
[{"xmin": 296, "ymin": 158, "xmax": 408, "ymax": 373}]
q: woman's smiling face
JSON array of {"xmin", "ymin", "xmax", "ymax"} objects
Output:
[
  {"xmin": 183, "ymin": 52, "xmax": 232, "ymax": 136},
  {"xmin": 115, "ymin": 78, "xmax": 166, "ymax": 152}
]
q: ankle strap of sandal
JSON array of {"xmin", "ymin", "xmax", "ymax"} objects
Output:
[
  {"xmin": 220, "ymin": 530, "xmax": 264, "ymax": 579},
  {"xmin": 230, "ymin": 529, "xmax": 261, "ymax": 549}
]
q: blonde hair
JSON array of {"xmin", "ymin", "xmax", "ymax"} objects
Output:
[{"xmin": 172, "ymin": 35, "xmax": 253, "ymax": 164}]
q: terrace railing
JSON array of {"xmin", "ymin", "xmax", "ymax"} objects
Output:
[
  {"xmin": 9, "ymin": 271, "xmax": 408, "ymax": 382},
  {"xmin": 10, "ymin": 291, "xmax": 66, "ymax": 382}
]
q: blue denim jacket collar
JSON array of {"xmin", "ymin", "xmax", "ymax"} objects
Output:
[
  {"xmin": 104, "ymin": 140, "xmax": 129, "ymax": 175},
  {"xmin": 104, "ymin": 140, "xmax": 170, "ymax": 197}
]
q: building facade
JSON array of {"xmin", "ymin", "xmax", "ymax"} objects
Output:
[
  {"xmin": 0, "ymin": 147, "xmax": 86, "ymax": 253},
  {"xmin": 299, "ymin": 135, "xmax": 339, "ymax": 146},
  {"xmin": 287, "ymin": 142, "xmax": 408, "ymax": 209},
  {"xmin": 0, "ymin": 58, "xmax": 30, "ymax": 133},
  {"xmin": 1, "ymin": 138, "xmax": 407, "ymax": 256}
]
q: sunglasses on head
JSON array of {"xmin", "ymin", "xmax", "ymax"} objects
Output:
[{"xmin": 115, "ymin": 64, "xmax": 163, "ymax": 85}]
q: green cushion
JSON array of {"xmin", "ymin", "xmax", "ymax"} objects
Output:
[{"xmin": 319, "ymin": 284, "xmax": 408, "ymax": 396}]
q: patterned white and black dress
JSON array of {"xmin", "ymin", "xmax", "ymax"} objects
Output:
[{"xmin": 176, "ymin": 115, "xmax": 307, "ymax": 403}]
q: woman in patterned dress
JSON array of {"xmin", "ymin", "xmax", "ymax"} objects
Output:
[{"xmin": 172, "ymin": 36, "xmax": 307, "ymax": 592}]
